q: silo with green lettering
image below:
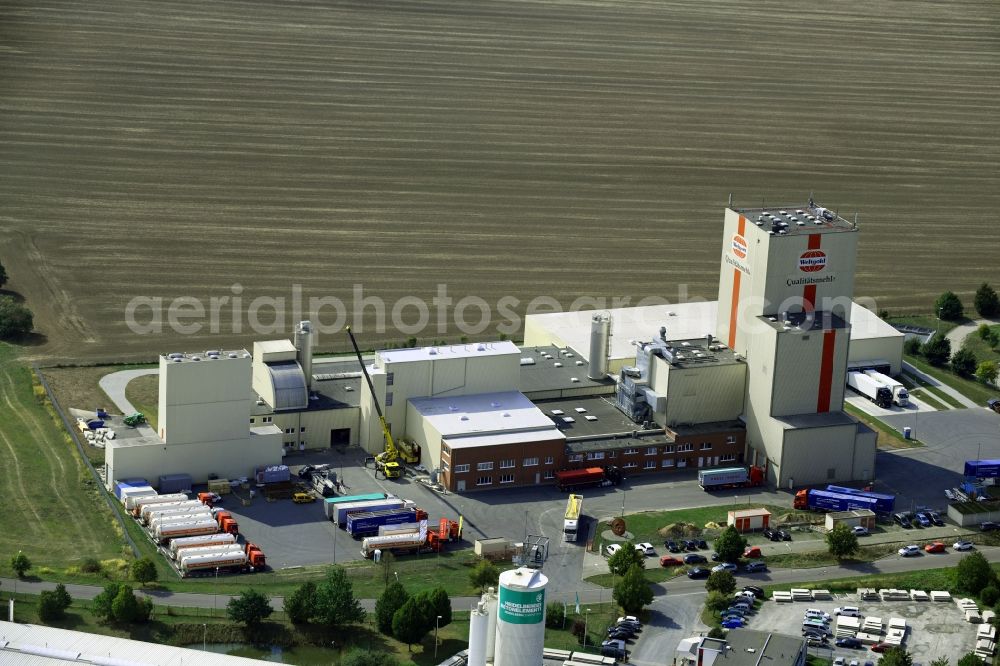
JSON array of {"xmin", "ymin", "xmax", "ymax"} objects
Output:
[{"xmin": 494, "ymin": 567, "xmax": 547, "ymax": 666}]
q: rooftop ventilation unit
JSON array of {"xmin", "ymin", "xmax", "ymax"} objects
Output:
[
  {"xmin": 205, "ymin": 349, "xmax": 220, "ymax": 356},
  {"xmin": 575, "ymin": 360, "xmax": 584, "ymax": 366},
  {"xmin": 477, "ymin": 344, "xmax": 486, "ymax": 351},
  {"xmin": 168, "ymin": 353, "xmax": 183, "ymax": 360},
  {"xmin": 570, "ymin": 377, "xmax": 580, "ymax": 383},
  {"xmin": 520, "ymin": 357, "xmax": 536, "ymax": 366},
  {"xmin": 554, "ymin": 362, "xmax": 563, "ymax": 368},
  {"xmin": 191, "ymin": 356, "xmax": 201, "ymax": 361},
  {"xmin": 228, "ymin": 352, "xmax": 238, "ymax": 358},
  {"xmin": 429, "ymin": 348, "xmax": 438, "ymax": 355}
]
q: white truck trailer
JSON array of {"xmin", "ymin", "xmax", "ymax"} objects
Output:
[
  {"xmin": 169, "ymin": 533, "xmax": 237, "ymax": 558},
  {"xmin": 847, "ymin": 371, "xmax": 893, "ymax": 408},
  {"xmin": 361, "ymin": 531, "xmax": 426, "ymax": 558},
  {"xmin": 127, "ymin": 492, "xmax": 189, "ymax": 513},
  {"xmin": 154, "ymin": 518, "xmax": 219, "ymax": 542},
  {"xmin": 179, "ymin": 550, "xmax": 248, "ymax": 576},
  {"xmin": 176, "ymin": 544, "xmax": 245, "ymax": 565},
  {"xmin": 147, "ymin": 509, "xmax": 213, "ymax": 530},
  {"xmin": 863, "ymin": 370, "xmax": 909, "ymax": 407},
  {"xmin": 142, "ymin": 500, "xmax": 206, "ymax": 523}
]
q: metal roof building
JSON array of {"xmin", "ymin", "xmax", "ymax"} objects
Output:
[{"xmin": 0, "ymin": 621, "xmax": 271, "ymax": 665}]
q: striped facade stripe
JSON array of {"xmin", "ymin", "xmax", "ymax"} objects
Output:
[
  {"xmin": 727, "ymin": 215, "xmax": 746, "ymax": 349},
  {"xmin": 817, "ymin": 328, "xmax": 837, "ymax": 413}
]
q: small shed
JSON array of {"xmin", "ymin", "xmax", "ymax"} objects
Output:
[
  {"xmin": 825, "ymin": 509, "xmax": 876, "ymax": 532},
  {"xmin": 727, "ymin": 508, "xmax": 771, "ymax": 532}
]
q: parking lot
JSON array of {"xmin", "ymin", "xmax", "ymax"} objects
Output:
[{"xmin": 753, "ymin": 596, "xmax": 979, "ymax": 663}]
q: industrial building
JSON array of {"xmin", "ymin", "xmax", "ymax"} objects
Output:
[
  {"xmin": 107, "ymin": 202, "xmax": 898, "ymax": 492},
  {"xmin": 675, "ymin": 630, "xmax": 807, "ymax": 666}
]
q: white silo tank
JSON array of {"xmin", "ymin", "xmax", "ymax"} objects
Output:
[
  {"xmin": 468, "ymin": 600, "xmax": 490, "ymax": 666},
  {"xmin": 494, "ymin": 568, "xmax": 547, "ymax": 666},
  {"xmin": 484, "ymin": 587, "xmax": 498, "ymax": 661},
  {"xmin": 294, "ymin": 320, "xmax": 313, "ymax": 389},
  {"xmin": 588, "ymin": 312, "xmax": 611, "ymax": 380}
]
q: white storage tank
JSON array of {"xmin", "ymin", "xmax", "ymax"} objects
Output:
[
  {"xmin": 494, "ymin": 568, "xmax": 547, "ymax": 666},
  {"xmin": 468, "ymin": 599, "xmax": 489, "ymax": 666}
]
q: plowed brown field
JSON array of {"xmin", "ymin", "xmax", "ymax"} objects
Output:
[{"xmin": 2, "ymin": 0, "xmax": 998, "ymax": 362}]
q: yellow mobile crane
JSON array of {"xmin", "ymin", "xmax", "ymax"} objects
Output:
[{"xmin": 345, "ymin": 328, "xmax": 419, "ymax": 478}]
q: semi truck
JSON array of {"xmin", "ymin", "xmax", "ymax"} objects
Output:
[
  {"xmin": 964, "ymin": 459, "xmax": 1000, "ymax": 478},
  {"xmin": 847, "ymin": 371, "xmax": 892, "ymax": 408},
  {"xmin": 346, "ymin": 507, "xmax": 427, "ymax": 538},
  {"xmin": 154, "ymin": 518, "xmax": 219, "ymax": 542},
  {"xmin": 554, "ymin": 466, "xmax": 622, "ymax": 492},
  {"xmin": 168, "ymin": 533, "xmax": 237, "ymax": 558},
  {"xmin": 563, "ymin": 494, "xmax": 583, "ymax": 542},
  {"xmin": 360, "ymin": 518, "xmax": 461, "ymax": 558},
  {"xmin": 793, "ymin": 488, "xmax": 880, "ymax": 513},
  {"xmin": 862, "ymin": 370, "xmax": 909, "ymax": 407},
  {"xmin": 698, "ymin": 466, "xmax": 765, "ymax": 490},
  {"xmin": 147, "ymin": 509, "xmax": 213, "ymax": 531},
  {"xmin": 127, "ymin": 492, "xmax": 190, "ymax": 514},
  {"xmin": 141, "ymin": 500, "xmax": 205, "ymax": 523},
  {"xmin": 825, "ymin": 485, "xmax": 896, "ymax": 513},
  {"xmin": 176, "ymin": 544, "xmax": 245, "ymax": 564},
  {"xmin": 179, "ymin": 547, "xmax": 265, "ymax": 576},
  {"xmin": 322, "ymin": 493, "xmax": 389, "ymax": 520},
  {"xmin": 213, "ymin": 510, "xmax": 239, "ymax": 535},
  {"xmin": 334, "ymin": 498, "xmax": 407, "ymax": 527}
]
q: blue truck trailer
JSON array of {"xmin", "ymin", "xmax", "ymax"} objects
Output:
[
  {"xmin": 964, "ymin": 460, "xmax": 1000, "ymax": 478},
  {"xmin": 825, "ymin": 485, "xmax": 896, "ymax": 513},
  {"xmin": 334, "ymin": 499, "xmax": 406, "ymax": 527},
  {"xmin": 322, "ymin": 493, "xmax": 389, "ymax": 520},
  {"xmin": 346, "ymin": 508, "xmax": 421, "ymax": 538},
  {"xmin": 794, "ymin": 488, "xmax": 880, "ymax": 512}
]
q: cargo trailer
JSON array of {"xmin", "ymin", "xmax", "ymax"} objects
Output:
[
  {"xmin": 793, "ymin": 489, "xmax": 880, "ymax": 513},
  {"xmin": 128, "ymin": 492, "xmax": 191, "ymax": 514},
  {"xmin": 698, "ymin": 466, "xmax": 765, "ymax": 490},
  {"xmin": 179, "ymin": 551, "xmax": 248, "ymax": 576},
  {"xmin": 255, "ymin": 464, "xmax": 291, "ymax": 485},
  {"xmin": 141, "ymin": 500, "xmax": 205, "ymax": 522},
  {"xmin": 862, "ymin": 370, "xmax": 910, "ymax": 407},
  {"xmin": 177, "ymin": 544, "xmax": 245, "ymax": 565},
  {"xmin": 346, "ymin": 508, "xmax": 424, "ymax": 538},
  {"xmin": 847, "ymin": 371, "xmax": 892, "ymax": 408},
  {"xmin": 154, "ymin": 519, "xmax": 219, "ymax": 542},
  {"xmin": 322, "ymin": 493, "xmax": 389, "ymax": 519},
  {"xmin": 148, "ymin": 511, "xmax": 214, "ymax": 532},
  {"xmin": 964, "ymin": 460, "xmax": 1000, "ymax": 479},
  {"xmin": 113, "ymin": 478, "xmax": 149, "ymax": 500},
  {"xmin": 554, "ymin": 466, "xmax": 622, "ymax": 492},
  {"xmin": 118, "ymin": 485, "xmax": 156, "ymax": 505},
  {"xmin": 334, "ymin": 499, "xmax": 407, "ymax": 527},
  {"xmin": 824, "ymin": 485, "xmax": 895, "ymax": 513}
]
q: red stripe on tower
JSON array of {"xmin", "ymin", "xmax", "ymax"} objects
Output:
[
  {"xmin": 817, "ymin": 328, "xmax": 837, "ymax": 413},
  {"xmin": 727, "ymin": 216, "xmax": 747, "ymax": 349}
]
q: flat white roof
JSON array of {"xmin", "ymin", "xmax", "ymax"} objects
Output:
[
  {"xmin": 444, "ymin": 429, "xmax": 566, "ymax": 449},
  {"xmin": 525, "ymin": 300, "xmax": 899, "ymax": 361},
  {"xmin": 409, "ymin": 390, "xmax": 558, "ymax": 438},
  {"xmin": 0, "ymin": 620, "xmax": 270, "ymax": 665},
  {"xmin": 255, "ymin": 339, "xmax": 296, "ymax": 354},
  {"xmin": 379, "ymin": 340, "xmax": 519, "ymax": 364}
]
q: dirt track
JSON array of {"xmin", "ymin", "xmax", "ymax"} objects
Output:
[{"xmin": 1, "ymin": 0, "xmax": 998, "ymax": 362}]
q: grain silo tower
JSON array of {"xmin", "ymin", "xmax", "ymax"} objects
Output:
[
  {"xmin": 294, "ymin": 320, "xmax": 313, "ymax": 390},
  {"xmin": 494, "ymin": 568, "xmax": 547, "ymax": 666},
  {"xmin": 587, "ymin": 312, "xmax": 611, "ymax": 380},
  {"xmin": 468, "ymin": 598, "xmax": 490, "ymax": 666}
]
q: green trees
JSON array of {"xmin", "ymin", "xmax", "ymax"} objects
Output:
[
  {"xmin": 38, "ymin": 584, "xmax": 72, "ymax": 624},
  {"xmin": 385, "ymin": 585, "xmax": 451, "ymax": 651},
  {"xmin": 878, "ymin": 646, "xmax": 913, "ymax": 666},
  {"xmin": 705, "ymin": 570, "xmax": 736, "ymax": 595},
  {"xmin": 956, "ymin": 552, "xmax": 996, "ymax": 596},
  {"xmin": 978, "ymin": 323, "xmax": 1000, "ymax": 347},
  {"xmin": 951, "ymin": 347, "xmax": 977, "ymax": 377},
  {"xmin": 713, "ymin": 526, "xmax": 747, "ymax": 563},
  {"xmin": 974, "ymin": 283, "xmax": 999, "ymax": 318},
  {"xmin": 341, "ymin": 650, "xmax": 399, "ymax": 666},
  {"xmin": 613, "ymin": 564, "xmax": 653, "ymax": 614},
  {"xmin": 130, "ymin": 557, "xmax": 158, "ymax": 587},
  {"xmin": 10, "ymin": 551, "xmax": 31, "ymax": 577},
  {"xmin": 375, "ymin": 581, "xmax": 410, "ymax": 634},
  {"xmin": 227, "ymin": 589, "xmax": 273, "ymax": 629},
  {"xmin": 936, "ymin": 291, "xmax": 964, "ymax": 321},
  {"xmin": 826, "ymin": 523, "xmax": 860, "ymax": 560},
  {"xmin": 976, "ymin": 360, "xmax": 998, "ymax": 386},
  {"xmin": 705, "ymin": 591, "xmax": 730, "ymax": 613},
  {"xmin": 423, "ymin": 587, "xmax": 452, "ymax": 629},
  {"xmin": 0, "ymin": 296, "xmax": 33, "ymax": 340},
  {"xmin": 980, "ymin": 585, "xmax": 999, "ymax": 606},
  {"xmin": 545, "ymin": 602, "xmax": 565, "ymax": 629},
  {"xmin": 958, "ymin": 653, "xmax": 984, "ymax": 666},
  {"xmin": 93, "ymin": 583, "xmax": 152, "ymax": 624},
  {"xmin": 922, "ymin": 333, "xmax": 952, "ymax": 367},
  {"xmin": 607, "ymin": 543, "xmax": 644, "ymax": 576},
  {"xmin": 285, "ymin": 581, "xmax": 317, "ymax": 624},
  {"xmin": 311, "ymin": 566, "xmax": 366, "ymax": 628},
  {"xmin": 903, "ymin": 337, "xmax": 922, "ymax": 355},
  {"xmin": 470, "ymin": 559, "xmax": 500, "ymax": 592},
  {"xmin": 392, "ymin": 597, "xmax": 432, "ymax": 651},
  {"xmin": 0, "ymin": 260, "xmax": 6, "ymax": 289}
]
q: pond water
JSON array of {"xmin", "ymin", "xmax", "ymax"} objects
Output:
[{"xmin": 187, "ymin": 643, "xmax": 338, "ymax": 665}]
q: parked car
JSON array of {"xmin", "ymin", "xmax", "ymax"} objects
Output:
[
  {"xmin": 659, "ymin": 555, "xmax": 684, "ymax": 567},
  {"xmin": 763, "ymin": 527, "xmax": 780, "ymax": 541},
  {"xmin": 914, "ymin": 512, "xmax": 932, "ymax": 528},
  {"xmin": 636, "ymin": 542, "xmax": 656, "ymax": 556},
  {"xmin": 988, "ymin": 398, "xmax": 1000, "ymax": 414},
  {"xmin": 617, "ymin": 616, "xmax": 641, "ymax": 627},
  {"xmin": 898, "ymin": 544, "xmax": 921, "ymax": 557},
  {"xmin": 684, "ymin": 539, "xmax": 698, "ymax": 551},
  {"xmin": 712, "ymin": 562, "xmax": 738, "ymax": 573},
  {"xmin": 980, "ymin": 521, "xmax": 999, "ymax": 532},
  {"xmin": 803, "ymin": 630, "xmax": 827, "ymax": 643},
  {"xmin": 850, "ymin": 660, "xmax": 860, "ymax": 666},
  {"xmin": 697, "ymin": 539, "xmax": 708, "ymax": 549},
  {"xmin": 711, "ymin": 551, "xmax": 721, "ymax": 561},
  {"xmin": 601, "ymin": 640, "xmax": 627, "ymax": 659},
  {"xmin": 607, "ymin": 628, "xmax": 633, "ymax": 641},
  {"xmin": 744, "ymin": 561, "xmax": 767, "ymax": 573},
  {"xmin": 852, "ymin": 525, "xmax": 870, "ymax": 536},
  {"xmin": 836, "ymin": 637, "xmax": 863, "ymax": 648},
  {"xmin": 607, "ymin": 624, "xmax": 635, "ymax": 638},
  {"xmin": 806, "ymin": 637, "xmax": 827, "ymax": 648},
  {"xmin": 684, "ymin": 553, "xmax": 707, "ymax": 564},
  {"xmin": 721, "ymin": 618, "xmax": 744, "ymax": 629},
  {"xmin": 777, "ymin": 529, "xmax": 792, "ymax": 541},
  {"xmin": 606, "ymin": 544, "xmax": 622, "ymax": 557},
  {"xmin": 687, "ymin": 567, "xmax": 710, "ymax": 579},
  {"xmin": 804, "ymin": 609, "xmax": 832, "ymax": 621},
  {"xmin": 954, "ymin": 540, "xmax": 974, "ymax": 551},
  {"xmin": 666, "ymin": 540, "xmax": 683, "ymax": 553},
  {"xmin": 743, "ymin": 546, "xmax": 762, "ymax": 559},
  {"xmin": 802, "ymin": 623, "xmax": 831, "ymax": 637},
  {"xmin": 835, "ymin": 606, "xmax": 862, "ymax": 618},
  {"xmin": 928, "ymin": 511, "xmax": 944, "ymax": 526},
  {"xmin": 870, "ymin": 643, "xmax": 893, "ymax": 653},
  {"xmin": 833, "ymin": 658, "xmax": 846, "ymax": 666},
  {"xmin": 924, "ymin": 541, "xmax": 946, "ymax": 553},
  {"xmin": 743, "ymin": 586, "xmax": 765, "ymax": 597},
  {"xmin": 893, "ymin": 512, "xmax": 913, "ymax": 528}
]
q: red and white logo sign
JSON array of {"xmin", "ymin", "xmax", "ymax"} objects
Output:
[
  {"xmin": 799, "ymin": 249, "xmax": 827, "ymax": 272},
  {"xmin": 731, "ymin": 234, "xmax": 748, "ymax": 259}
]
